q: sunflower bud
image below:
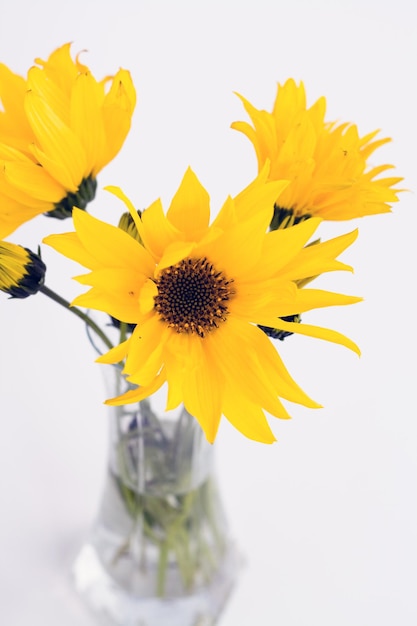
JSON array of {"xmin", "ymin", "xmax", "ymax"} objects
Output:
[
  {"xmin": 259, "ymin": 314, "xmax": 302, "ymax": 341},
  {"xmin": 0, "ymin": 241, "xmax": 46, "ymax": 298},
  {"xmin": 269, "ymin": 206, "xmax": 312, "ymax": 231},
  {"xmin": 118, "ymin": 210, "xmax": 142, "ymax": 243}
]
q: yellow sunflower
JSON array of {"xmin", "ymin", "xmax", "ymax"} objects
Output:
[
  {"xmin": 44, "ymin": 168, "xmax": 361, "ymax": 443},
  {"xmin": 0, "ymin": 43, "xmax": 136, "ymax": 238},
  {"xmin": 0, "ymin": 240, "xmax": 46, "ymax": 298},
  {"xmin": 232, "ymin": 78, "xmax": 402, "ymax": 227}
]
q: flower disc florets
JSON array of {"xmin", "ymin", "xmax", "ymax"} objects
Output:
[{"xmin": 154, "ymin": 257, "xmax": 234, "ymax": 337}]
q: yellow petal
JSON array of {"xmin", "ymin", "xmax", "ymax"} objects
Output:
[
  {"xmin": 223, "ymin": 388, "xmax": 276, "ymax": 444},
  {"xmin": 164, "ymin": 334, "xmax": 188, "ymax": 410},
  {"xmin": 246, "ymin": 217, "xmax": 322, "ymax": 282},
  {"xmin": 3, "ymin": 161, "xmax": 65, "ymax": 202},
  {"xmin": 229, "ymin": 276, "xmax": 296, "ymax": 316},
  {"xmin": 96, "ymin": 338, "xmax": 131, "ymax": 364},
  {"xmin": 71, "ymin": 71, "xmax": 106, "ymax": 174},
  {"xmin": 277, "ymin": 229, "xmax": 358, "ymax": 281},
  {"xmin": 100, "ymin": 69, "xmax": 136, "ymax": 168},
  {"xmin": 274, "ymin": 318, "xmax": 361, "ymax": 355},
  {"xmin": 233, "ymin": 162, "xmax": 289, "ymax": 220},
  {"xmin": 124, "ymin": 316, "xmax": 167, "ymax": 384},
  {"xmin": 181, "ymin": 338, "xmax": 223, "ymax": 443},
  {"xmin": 207, "ymin": 319, "xmax": 302, "ymax": 418},
  {"xmin": 43, "ymin": 231, "xmax": 102, "ymax": 270},
  {"xmin": 198, "ymin": 203, "xmax": 272, "ymax": 277},
  {"xmin": 0, "ymin": 195, "xmax": 46, "ymax": 238},
  {"xmin": 213, "ymin": 318, "xmax": 319, "ymax": 409},
  {"xmin": 105, "ymin": 185, "xmax": 144, "ymax": 236},
  {"xmin": 0, "ymin": 63, "xmax": 32, "ymax": 141},
  {"xmin": 167, "ymin": 168, "xmax": 210, "ymax": 239},
  {"xmin": 291, "ymin": 288, "xmax": 362, "ymax": 314},
  {"xmin": 71, "ymin": 288, "xmax": 140, "ymax": 324},
  {"xmin": 72, "ymin": 208, "xmax": 155, "ymax": 275},
  {"xmin": 75, "ymin": 267, "xmax": 145, "ymax": 299},
  {"xmin": 139, "ymin": 278, "xmax": 158, "ymax": 315},
  {"xmin": 157, "ymin": 240, "xmax": 196, "ymax": 272},
  {"xmin": 140, "ymin": 198, "xmax": 179, "ymax": 261},
  {"xmin": 34, "ymin": 43, "xmax": 78, "ymax": 96},
  {"xmin": 25, "ymin": 90, "xmax": 87, "ymax": 190},
  {"xmin": 105, "ymin": 370, "xmax": 166, "ymax": 406},
  {"xmin": 27, "ymin": 66, "xmax": 70, "ymax": 125}
]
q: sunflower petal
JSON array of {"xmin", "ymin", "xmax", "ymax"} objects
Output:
[
  {"xmin": 274, "ymin": 318, "xmax": 361, "ymax": 355},
  {"xmin": 167, "ymin": 168, "xmax": 210, "ymax": 238},
  {"xmin": 96, "ymin": 338, "xmax": 131, "ymax": 364},
  {"xmin": 105, "ymin": 370, "xmax": 166, "ymax": 406}
]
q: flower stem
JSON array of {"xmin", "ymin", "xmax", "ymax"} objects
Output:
[
  {"xmin": 39, "ymin": 284, "xmax": 114, "ymax": 351},
  {"xmin": 157, "ymin": 540, "xmax": 169, "ymax": 597}
]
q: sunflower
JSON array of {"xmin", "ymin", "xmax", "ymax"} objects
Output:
[
  {"xmin": 0, "ymin": 43, "xmax": 136, "ymax": 238},
  {"xmin": 231, "ymin": 78, "xmax": 402, "ymax": 227},
  {"xmin": 0, "ymin": 240, "xmax": 46, "ymax": 298},
  {"xmin": 44, "ymin": 168, "xmax": 361, "ymax": 443}
]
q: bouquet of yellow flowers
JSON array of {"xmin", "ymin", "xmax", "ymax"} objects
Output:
[{"xmin": 0, "ymin": 44, "xmax": 402, "ymax": 626}]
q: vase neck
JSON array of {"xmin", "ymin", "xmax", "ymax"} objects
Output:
[{"xmin": 103, "ymin": 366, "xmax": 215, "ymax": 497}]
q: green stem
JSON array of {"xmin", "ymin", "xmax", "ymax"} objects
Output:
[
  {"xmin": 39, "ymin": 284, "xmax": 114, "ymax": 351},
  {"xmin": 157, "ymin": 540, "xmax": 170, "ymax": 597},
  {"xmin": 118, "ymin": 320, "xmax": 128, "ymax": 346}
]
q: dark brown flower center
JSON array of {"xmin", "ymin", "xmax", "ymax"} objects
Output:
[{"xmin": 154, "ymin": 257, "xmax": 234, "ymax": 337}]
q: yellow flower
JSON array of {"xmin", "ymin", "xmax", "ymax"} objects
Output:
[
  {"xmin": 0, "ymin": 240, "xmax": 46, "ymax": 298},
  {"xmin": 44, "ymin": 168, "xmax": 361, "ymax": 444},
  {"xmin": 0, "ymin": 43, "xmax": 136, "ymax": 238},
  {"xmin": 232, "ymin": 79, "xmax": 402, "ymax": 226}
]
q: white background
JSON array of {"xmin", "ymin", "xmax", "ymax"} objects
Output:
[{"xmin": 1, "ymin": 1, "xmax": 416, "ymax": 625}]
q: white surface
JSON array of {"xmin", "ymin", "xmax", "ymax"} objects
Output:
[{"xmin": 1, "ymin": 1, "xmax": 416, "ymax": 625}]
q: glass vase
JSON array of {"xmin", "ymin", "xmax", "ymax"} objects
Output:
[{"xmin": 72, "ymin": 363, "xmax": 240, "ymax": 626}]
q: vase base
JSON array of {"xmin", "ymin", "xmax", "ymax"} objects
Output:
[{"xmin": 72, "ymin": 541, "xmax": 242, "ymax": 626}]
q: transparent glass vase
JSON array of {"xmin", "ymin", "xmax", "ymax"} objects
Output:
[{"xmin": 72, "ymin": 363, "xmax": 240, "ymax": 626}]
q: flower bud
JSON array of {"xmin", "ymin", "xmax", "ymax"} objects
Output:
[
  {"xmin": 259, "ymin": 314, "xmax": 302, "ymax": 341},
  {"xmin": 0, "ymin": 241, "xmax": 46, "ymax": 298},
  {"xmin": 117, "ymin": 210, "xmax": 142, "ymax": 244}
]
